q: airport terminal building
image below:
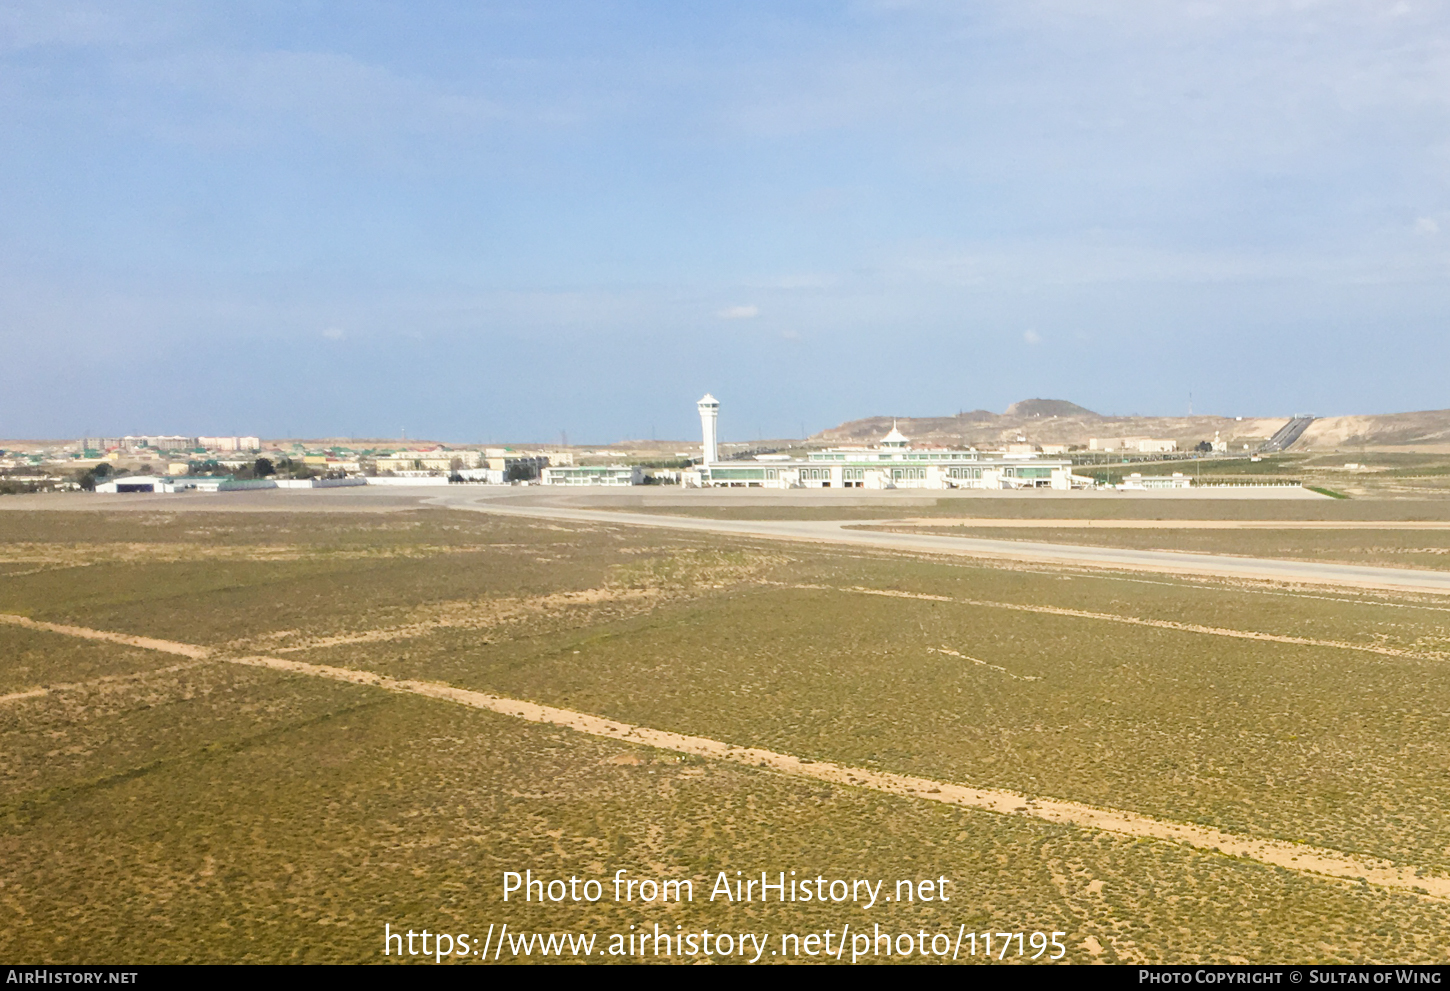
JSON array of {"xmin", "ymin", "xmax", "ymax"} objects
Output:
[{"xmin": 687, "ymin": 398, "xmax": 1074, "ymax": 490}]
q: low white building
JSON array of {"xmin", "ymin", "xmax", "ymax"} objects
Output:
[
  {"xmin": 1117, "ymin": 472, "xmax": 1192, "ymax": 490},
  {"xmin": 542, "ymin": 465, "xmax": 644, "ymax": 486},
  {"xmin": 1090, "ymin": 437, "xmax": 1178, "ymax": 453},
  {"xmin": 96, "ymin": 474, "xmax": 185, "ymax": 493},
  {"xmin": 94, "ymin": 475, "xmax": 277, "ymax": 493}
]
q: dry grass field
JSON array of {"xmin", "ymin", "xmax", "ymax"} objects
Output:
[
  {"xmin": 861, "ymin": 523, "xmax": 1450, "ymax": 572},
  {"xmin": 3, "ymin": 508, "xmax": 1450, "ymax": 963},
  {"xmin": 616, "ymin": 496, "xmax": 1450, "ymax": 523}
]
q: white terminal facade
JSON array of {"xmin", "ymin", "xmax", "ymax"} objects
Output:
[{"xmin": 687, "ymin": 396, "xmax": 1074, "ymax": 490}]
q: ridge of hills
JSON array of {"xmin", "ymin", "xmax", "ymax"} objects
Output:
[{"xmin": 812, "ymin": 401, "xmax": 1450, "ymax": 452}]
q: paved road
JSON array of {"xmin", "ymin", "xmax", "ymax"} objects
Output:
[{"xmin": 430, "ymin": 492, "xmax": 1450, "ymax": 595}]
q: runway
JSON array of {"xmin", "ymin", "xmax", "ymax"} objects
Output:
[{"xmin": 429, "ymin": 491, "xmax": 1450, "ymax": 595}]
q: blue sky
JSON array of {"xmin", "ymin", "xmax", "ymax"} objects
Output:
[{"xmin": 2, "ymin": 1, "xmax": 1448, "ymax": 443}]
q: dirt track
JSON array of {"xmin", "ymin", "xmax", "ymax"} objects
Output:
[{"xmin": 3, "ymin": 611, "xmax": 1447, "ymax": 902}]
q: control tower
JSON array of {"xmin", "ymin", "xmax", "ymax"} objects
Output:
[{"xmin": 697, "ymin": 394, "xmax": 720, "ymax": 465}]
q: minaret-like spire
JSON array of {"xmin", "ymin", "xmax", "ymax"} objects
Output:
[{"xmin": 881, "ymin": 419, "xmax": 909, "ymax": 449}]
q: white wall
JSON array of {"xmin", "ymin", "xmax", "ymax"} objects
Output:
[
  {"xmin": 273, "ymin": 478, "xmax": 365, "ymax": 489},
  {"xmin": 362, "ymin": 476, "xmax": 452, "ymax": 486}
]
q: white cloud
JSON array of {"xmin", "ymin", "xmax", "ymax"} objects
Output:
[
  {"xmin": 1416, "ymin": 217, "xmax": 1439, "ymax": 234},
  {"xmin": 1023, "ymin": 328, "xmax": 1042, "ymax": 345},
  {"xmin": 719, "ymin": 305, "xmax": 760, "ymax": 319},
  {"xmin": 322, "ymin": 327, "xmax": 345, "ymax": 340}
]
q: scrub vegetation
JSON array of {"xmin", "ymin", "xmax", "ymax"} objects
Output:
[{"xmin": 2, "ymin": 509, "xmax": 1449, "ymax": 963}]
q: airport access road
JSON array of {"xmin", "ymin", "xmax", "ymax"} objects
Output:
[{"xmin": 430, "ymin": 492, "xmax": 1450, "ymax": 595}]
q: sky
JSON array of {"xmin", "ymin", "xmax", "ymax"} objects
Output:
[{"xmin": 2, "ymin": 0, "xmax": 1449, "ymax": 443}]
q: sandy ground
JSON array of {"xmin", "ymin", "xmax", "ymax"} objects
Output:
[
  {"xmin": 0, "ymin": 488, "xmax": 427, "ymax": 513},
  {"xmin": 0, "ymin": 614, "xmax": 212, "ymax": 658},
  {"xmin": 3, "ymin": 611, "xmax": 1445, "ymax": 902}
]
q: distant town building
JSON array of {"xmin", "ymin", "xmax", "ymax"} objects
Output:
[
  {"xmin": 483, "ymin": 451, "xmax": 548, "ymax": 480},
  {"xmin": 82, "ymin": 435, "xmax": 261, "ymax": 453},
  {"xmin": 374, "ymin": 450, "xmax": 479, "ymax": 473},
  {"xmin": 302, "ymin": 456, "xmax": 362, "ymax": 473},
  {"xmin": 198, "ymin": 436, "xmax": 261, "ymax": 452},
  {"xmin": 83, "ymin": 435, "xmax": 194, "ymax": 452},
  {"xmin": 135, "ymin": 435, "xmax": 195, "ymax": 451}
]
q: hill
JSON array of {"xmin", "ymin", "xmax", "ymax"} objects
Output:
[
  {"xmin": 1002, "ymin": 398, "xmax": 1102, "ymax": 419},
  {"xmin": 1301, "ymin": 410, "xmax": 1450, "ymax": 450},
  {"xmin": 813, "ymin": 401, "xmax": 1450, "ymax": 452}
]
